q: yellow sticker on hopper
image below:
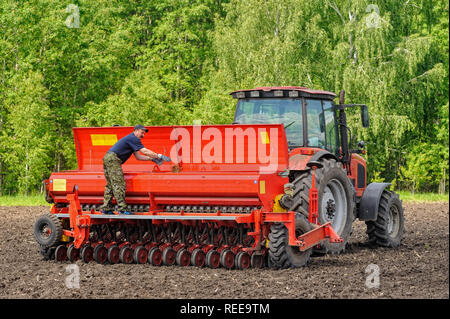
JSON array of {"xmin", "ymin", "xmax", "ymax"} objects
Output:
[
  {"xmin": 260, "ymin": 180, "xmax": 266, "ymax": 194},
  {"xmin": 260, "ymin": 131, "xmax": 270, "ymax": 144},
  {"xmin": 91, "ymin": 134, "xmax": 118, "ymax": 146},
  {"xmin": 53, "ymin": 179, "xmax": 66, "ymax": 191}
]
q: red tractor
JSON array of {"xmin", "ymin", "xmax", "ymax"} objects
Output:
[
  {"xmin": 34, "ymin": 86, "xmax": 405, "ymax": 269},
  {"xmin": 231, "ymin": 87, "xmax": 405, "ymax": 266}
]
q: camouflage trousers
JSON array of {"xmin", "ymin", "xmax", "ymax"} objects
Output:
[{"xmin": 100, "ymin": 152, "xmax": 127, "ymax": 211}]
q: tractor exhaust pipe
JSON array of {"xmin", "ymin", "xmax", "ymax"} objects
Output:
[{"xmin": 339, "ymin": 89, "xmax": 345, "ymax": 105}]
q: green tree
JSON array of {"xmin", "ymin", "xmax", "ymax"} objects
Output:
[{"xmin": 0, "ymin": 70, "xmax": 55, "ymax": 194}]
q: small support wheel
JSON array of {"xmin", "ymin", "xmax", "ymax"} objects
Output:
[
  {"xmin": 148, "ymin": 247, "xmax": 162, "ymax": 266},
  {"xmin": 34, "ymin": 213, "xmax": 63, "ymax": 248},
  {"xmin": 81, "ymin": 245, "xmax": 94, "ymax": 263},
  {"xmin": 175, "ymin": 249, "xmax": 191, "ymax": 266},
  {"xmin": 220, "ymin": 249, "xmax": 235, "ymax": 269},
  {"xmin": 107, "ymin": 245, "xmax": 120, "ymax": 264},
  {"xmin": 120, "ymin": 246, "xmax": 134, "ymax": 264},
  {"xmin": 55, "ymin": 245, "xmax": 67, "ymax": 262},
  {"xmin": 235, "ymin": 251, "xmax": 251, "ymax": 270},
  {"xmin": 191, "ymin": 248, "xmax": 206, "ymax": 267},
  {"xmin": 162, "ymin": 247, "xmax": 176, "ymax": 266},
  {"xmin": 206, "ymin": 249, "xmax": 220, "ymax": 269},
  {"xmin": 133, "ymin": 246, "xmax": 148, "ymax": 264},
  {"xmin": 67, "ymin": 244, "xmax": 80, "ymax": 262},
  {"xmin": 93, "ymin": 245, "xmax": 108, "ymax": 264}
]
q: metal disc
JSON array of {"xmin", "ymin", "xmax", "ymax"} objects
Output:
[
  {"xmin": 55, "ymin": 245, "xmax": 67, "ymax": 262},
  {"xmin": 133, "ymin": 246, "xmax": 148, "ymax": 264},
  {"xmin": 191, "ymin": 249, "xmax": 206, "ymax": 267},
  {"xmin": 162, "ymin": 247, "xmax": 176, "ymax": 266},
  {"xmin": 81, "ymin": 246, "xmax": 94, "ymax": 263},
  {"xmin": 175, "ymin": 249, "xmax": 191, "ymax": 266},
  {"xmin": 220, "ymin": 249, "xmax": 235, "ymax": 269},
  {"xmin": 107, "ymin": 245, "xmax": 120, "ymax": 264},
  {"xmin": 206, "ymin": 250, "xmax": 220, "ymax": 269},
  {"xmin": 148, "ymin": 247, "xmax": 162, "ymax": 266},
  {"xmin": 119, "ymin": 246, "xmax": 134, "ymax": 264}
]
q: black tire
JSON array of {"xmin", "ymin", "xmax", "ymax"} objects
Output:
[
  {"xmin": 366, "ymin": 190, "xmax": 405, "ymax": 247},
  {"xmin": 190, "ymin": 248, "xmax": 206, "ymax": 267},
  {"xmin": 219, "ymin": 249, "xmax": 235, "ymax": 269},
  {"xmin": 94, "ymin": 245, "xmax": 108, "ymax": 264},
  {"xmin": 148, "ymin": 247, "xmax": 163, "ymax": 266},
  {"xmin": 250, "ymin": 253, "xmax": 264, "ymax": 269},
  {"xmin": 162, "ymin": 247, "xmax": 176, "ymax": 266},
  {"xmin": 67, "ymin": 244, "xmax": 80, "ymax": 262},
  {"xmin": 107, "ymin": 245, "xmax": 120, "ymax": 264},
  {"xmin": 268, "ymin": 213, "xmax": 313, "ymax": 269},
  {"xmin": 235, "ymin": 251, "xmax": 251, "ymax": 270},
  {"xmin": 133, "ymin": 246, "xmax": 148, "ymax": 264},
  {"xmin": 34, "ymin": 213, "xmax": 63, "ymax": 248},
  {"xmin": 175, "ymin": 249, "xmax": 191, "ymax": 266},
  {"xmin": 81, "ymin": 245, "xmax": 94, "ymax": 263},
  {"xmin": 119, "ymin": 246, "xmax": 134, "ymax": 264},
  {"xmin": 290, "ymin": 158, "xmax": 355, "ymax": 254},
  {"xmin": 55, "ymin": 245, "xmax": 68, "ymax": 262},
  {"xmin": 205, "ymin": 249, "xmax": 220, "ymax": 268}
]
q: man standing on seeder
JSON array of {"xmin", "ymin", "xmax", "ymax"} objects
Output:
[{"xmin": 100, "ymin": 124, "xmax": 171, "ymax": 215}]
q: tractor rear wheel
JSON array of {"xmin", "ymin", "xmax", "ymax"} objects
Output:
[
  {"xmin": 268, "ymin": 213, "xmax": 313, "ymax": 268},
  {"xmin": 290, "ymin": 158, "xmax": 355, "ymax": 254},
  {"xmin": 366, "ymin": 190, "xmax": 404, "ymax": 247}
]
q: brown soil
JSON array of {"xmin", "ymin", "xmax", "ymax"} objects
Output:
[{"xmin": 0, "ymin": 202, "xmax": 448, "ymax": 299}]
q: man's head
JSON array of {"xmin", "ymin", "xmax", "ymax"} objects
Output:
[{"xmin": 133, "ymin": 124, "xmax": 148, "ymax": 139}]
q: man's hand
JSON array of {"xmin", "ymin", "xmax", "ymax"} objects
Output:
[{"xmin": 158, "ymin": 154, "xmax": 171, "ymax": 162}]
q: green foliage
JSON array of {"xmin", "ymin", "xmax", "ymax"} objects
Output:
[
  {"xmin": 0, "ymin": 0, "xmax": 448, "ymax": 195},
  {"xmin": 397, "ymin": 190, "xmax": 449, "ymax": 203},
  {"xmin": 0, "ymin": 194, "xmax": 51, "ymax": 206},
  {"xmin": 0, "ymin": 71, "xmax": 55, "ymax": 195}
]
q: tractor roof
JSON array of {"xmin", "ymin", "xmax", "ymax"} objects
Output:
[{"xmin": 230, "ymin": 86, "xmax": 336, "ymax": 100}]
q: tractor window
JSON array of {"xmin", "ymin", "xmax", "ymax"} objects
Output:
[
  {"xmin": 323, "ymin": 101, "xmax": 339, "ymax": 153},
  {"xmin": 234, "ymin": 98, "xmax": 303, "ymax": 147},
  {"xmin": 305, "ymin": 99, "xmax": 326, "ymax": 148}
]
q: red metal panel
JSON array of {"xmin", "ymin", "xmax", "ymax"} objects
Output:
[
  {"xmin": 49, "ymin": 171, "xmax": 286, "ymax": 210},
  {"xmin": 73, "ymin": 126, "xmax": 176, "ymax": 172},
  {"xmin": 350, "ymin": 153, "xmax": 366, "ymax": 197},
  {"xmin": 287, "ymin": 147, "xmax": 323, "ymax": 170},
  {"xmin": 50, "ymin": 171, "xmax": 263, "ymax": 197},
  {"xmin": 73, "ymin": 124, "xmax": 289, "ymax": 173}
]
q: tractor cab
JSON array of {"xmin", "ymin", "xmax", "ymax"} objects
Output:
[
  {"xmin": 231, "ymin": 86, "xmax": 369, "ymax": 163},
  {"xmin": 231, "ymin": 87, "xmax": 338, "ymax": 153}
]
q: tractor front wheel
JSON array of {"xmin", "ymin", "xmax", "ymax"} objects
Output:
[
  {"xmin": 268, "ymin": 213, "xmax": 313, "ymax": 269},
  {"xmin": 290, "ymin": 158, "xmax": 355, "ymax": 254}
]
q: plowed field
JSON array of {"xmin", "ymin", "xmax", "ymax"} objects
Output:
[{"xmin": 0, "ymin": 202, "xmax": 448, "ymax": 299}]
